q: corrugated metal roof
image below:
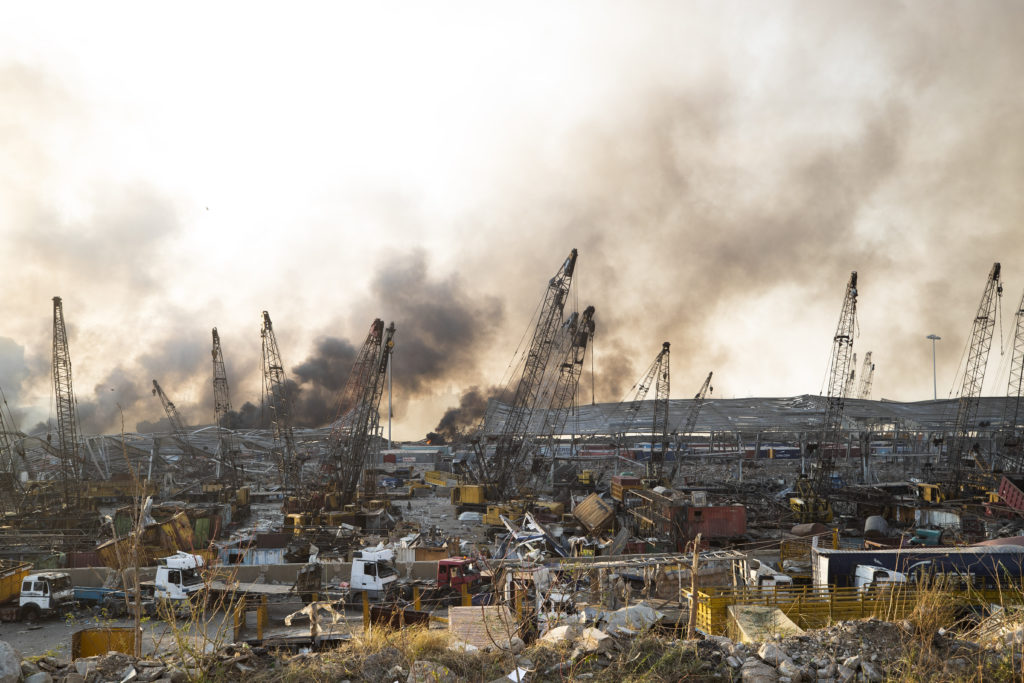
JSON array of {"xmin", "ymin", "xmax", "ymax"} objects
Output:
[{"xmin": 483, "ymin": 395, "xmax": 1020, "ymax": 438}]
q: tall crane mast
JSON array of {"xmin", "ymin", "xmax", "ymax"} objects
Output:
[
  {"xmin": 650, "ymin": 342, "xmax": 671, "ymax": 480},
  {"xmin": 327, "ymin": 320, "xmax": 395, "ymax": 505},
  {"xmin": 211, "ymin": 327, "xmax": 239, "ymax": 482},
  {"xmin": 614, "ymin": 343, "xmax": 671, "ymax": 449},
  {"xmin": 261, "ymin": 311, "xmax": 299, "ymax": 488},
  {"xmin": 791, "ymin": 271, "xmax": 858, "ymax": 523},
  {"xmin": 843, "ymin": 354, "xmax": 857, "ymax": 398},
  {"xmin": 537, "ymin": 306, "xmax": 596, "ymax": 467},
  {"xmin": 0, "ymin": 389, "xmax": 23, "ymax": 514},
  {"xmin": 1001, "ymin": 289, "xmax": 1024, "ymax": 471},
  {"xmin": 856, "ymin": 352, "xmax": 875, "ymax": 400},
  {"xmin": 330, "ymin": 319, "xmax": 385, "ymax": 433},
  {"xmin": 486, "ymin": 248, "xmax": 578, "ymax": 497},
  {"xmin": 212, "ymin": 328, "xmax": 232, "ymax": 427},
  {"xmin": 947, "ymin": 263, "xmax": 1002, "ymax": 487},
  {"xmin": 51, "ymin": 296, "xmax": 82, "ymax": 508},
  {"xmin": 669, "ymin": 371, "xmax": 713, "ymax": 482},
  {"xmin": 152, "ymin": 379, "xmax": 211, "ymax": 474}
]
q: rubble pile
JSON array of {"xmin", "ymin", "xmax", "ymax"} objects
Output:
[{"xmin": 4, "ymin": 613, "xmax": 1021, "ymax": 682}]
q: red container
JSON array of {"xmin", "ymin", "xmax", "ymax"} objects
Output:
[
  {"xmin": 999, "ymin": 475, "xmax": 1024, "ymax": 513},
  {"xmin": 68, "ymin": 551, "xmax": 102, "ymax": 568},
  {"xmin": 679, "ymin": 505, "xmax": 746, "ymax": 541}
]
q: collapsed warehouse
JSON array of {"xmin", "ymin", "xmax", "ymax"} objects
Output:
[{"xmin": 2, "ymin": 253, "xmax": 1024, "ymax": 675}]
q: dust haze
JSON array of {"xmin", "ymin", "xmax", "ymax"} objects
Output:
[{"xmin": 1, "ymin": 3, "xmax": 1023, "ymax": 439}]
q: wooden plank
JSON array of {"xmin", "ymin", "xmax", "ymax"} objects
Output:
[{"xmin": 448, "ymin": 606, "xmax": 515, "ymax": 649}]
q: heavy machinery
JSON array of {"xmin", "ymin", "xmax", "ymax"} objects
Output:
[
  {"xmin": 0, "ymin": 387, "xmax": 24, "ymax": 516},
  {"xmin": 791, "ymin": 271, "xmax": 858, "ymax": 523},
  {"xmin": 152, "ymin": 379, "xmax": 215, "ymax": 476},
  {"xmin": 260, "ymin": 311, "xmax": 299, "ymax": 488},
  {"xmin": 856, "ymin": 351, "xmax": 875, "ymax": 400},
  {"xmin": 998, "ymin": 288, "xmax": 1024, "ymax": 472},
  {"xmin": 474, "ymin": 248, "xmax": 579, "ymax": 499},
  {"xmin": 325, "ymin": 319, "xmax": 395, "ymax": 506},
  {"xmin": 945, "ymin": 263, "xmax": 1002, "ymax": 494},
  {"xmin": 211, "ymin": 328, "xmax": 241, "ymax": 484},
  {"xmin": 844, "ymin": 353, "xmax": 857, "ymax": 398},
  {"xmin": 668, "ymin": 371, "xmax": 713, "ymax": 483},
  {"xmin": 610, "ymin": 342, "xmax": 671, "ymax": 482},
  {"xmin": 536, "ymin": 305, "xmax": 596, "ymax": 477},
  {"xmin": 51, "ymin": 296, "xmax": 83, "ymax": 509}
]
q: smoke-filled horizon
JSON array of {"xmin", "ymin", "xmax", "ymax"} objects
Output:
[{"xmin": 1, "ymin": 2, "xmax": 1023, "ymax": 440}]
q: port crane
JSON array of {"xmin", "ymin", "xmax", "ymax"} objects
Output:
[
  {"xmin": 669, "ymin": 371, "xmax": 713, "ymax": 483},
  {"xmin": 844, "ymin": 354, "xmax": 857, "ymax": 398},
  {"xmin": 856, "ymin": 352, "xmax": 875, "ymax": 400},
  {"xmin": 261, "ymin": 311, "xmax": 299, "ymax": 488},
  {"xmin": 478, "ymin": 248, "xmax": 579, "ymax": 498},
  {"xmin": 152, "ymin": 379, "xmax": 216, "ymax": 477},
  {"xmin": 1000, "ymin": 288, "xmax": 1024, "ymax": 472},
  {"xmin": 791, "ymin": 271, "xmax": 858, "ymax": 523},
  {"xmin": 536, "ymin": 305, "xmax": 596, "ymax": 472},
  {"xmin": 610, "ymin": 342, "xmax": 671, "ymax": 480},
  {"xmin": 211, "ymin": 328, "xmax": 241, "ymax": 483},
  {"xmin": 326, "ymin": 319, "xmax": 395, "ymax": 505},
  {"xmin": 944, "ymin": 263, "xmax": 1002, "ymax": 492},
  {"xmin": 0, "ymin": 387, "xmax": 24, "ymax": 515},
  {"xmin": 51, "ymin": 296, "xmax": 82, "ymax": 509}
]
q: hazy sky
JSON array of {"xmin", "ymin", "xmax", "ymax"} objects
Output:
[{"xmin": 1, "ymin": 1, "xmax": 1023, "ymax": 440}]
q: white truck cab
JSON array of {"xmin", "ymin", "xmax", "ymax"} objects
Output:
[
  {"xmin": 350, "ymin": 547, "xmax": 398, "ymax": 600},
  {"xmin": 154, "ymin": 552, "xmax": 206, "ymax": 601},
  {"xmin": 19, "ymin": 572, "xmax": 74, "ymax": 621},
  {"xmin": 744, "ymin": 559, "xmax": 794, "ymax": 588},
  {"xmin": 854, "ymin": 564, "xmax": 907, "ymax": 593}
]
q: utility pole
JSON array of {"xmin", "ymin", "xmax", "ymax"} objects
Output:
[
  {"xmin": 387, "ymin": 350, "xmax": 393, "ymax": 450},
  {"xmin": 926, "ymin": 334, "xmax": 941, "ymax": 400}
]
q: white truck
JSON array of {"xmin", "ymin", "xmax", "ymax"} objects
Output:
[
  {"xmin": 153, "ymin": 552, "xmax": 206, "ymax": 601},
  {"xmin": 17, "ymin": 572, "xmax": 75, "ymax": 622},
  {"xmin": 348, "ymin": 547, "xmax": 399, "ymax": 601},
  {"xmin": 854, "ymin": 564, "xmax": 907, "ymax": 593},
  {"xmin": 743, "ymin": 558, "xmax": 794, "ymax": 588}
]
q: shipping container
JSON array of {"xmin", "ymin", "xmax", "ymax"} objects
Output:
[
  {"xmin": 610, "ymin": 475, "xmax": 642, "ymax": 502},
  {"xmin": 677, "ymin": 505, "xmax": 747, "ymax": 541},
  {"xmin": 572, "ymin": 493, "xmax": 615, "ymax": 533},
  {"xmin": 998, "ymin": 475, "xmax": 1024, "ymax": 513}
]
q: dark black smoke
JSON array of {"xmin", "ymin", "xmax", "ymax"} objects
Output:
[
  {"xmin": 288, "ymin": 336, "xmax": 359, "ymax": 426},
  {"xmin": 372, "ymin": 250, "xmax": 502, "ymax": 399},
  {"xmin": 223, "ymin": 401, "xmax": 261, "ymax": 430},
  {"xmin": 434, "ymin": 385, "xmax": 506, "ymax": 442}
]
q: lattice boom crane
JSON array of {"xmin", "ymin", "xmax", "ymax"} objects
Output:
[
  {"xmin": 669, "ymin": 371, "xmax": 713, "ymax": 483},
  {"xmin": 52, "ymin": 296, "xmax": 82, "ymax": 508},
  {"xmin": 856, "ymin": 351, "xmax": 874, "ymax": 400},
  {"xmin": 536, "ymin": 306, "xmax": 596, "ymax": 467},
  {"xmin": 152, "ymin": 379, "xmax": 212, "ymax": 472},
  {"xmin": 1002, "ymin": 288, "xmax": 1024, "ymax": 472},
  {"xmin": 791, "ymin": 271, "xmax": 858, "ymax": 523},
  {"xmin": 261, "ymin": 311, "xmax": 299, "ymax": 488},
  {"xmin": 327, "ymin": 319, "xmax": 397, "ymax": 505},
  {"xmin": 486, "ymin": 248, "xmax": 578, "ymax": 497},
  {"xmin": 947, "ymin": 262, "xmax": 1002, "ymax": 486}
]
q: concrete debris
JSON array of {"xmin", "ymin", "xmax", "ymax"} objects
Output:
[
  {"xmin": 408, "ymin": 660, "xmax": 457, "ymax": 683},
  {"xmin": 0, "ymin": 642, "xmax": 21, "ymax": 683},
  {"xmin": 601, "ymin": 604, "xmax": 663, "ymax": 635}
]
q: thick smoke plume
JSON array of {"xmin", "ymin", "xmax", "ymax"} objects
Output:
[
  {"xmin": 4, "ymin": 4, "xmax": 1024, "ymax": 441},
  {"xmin": 433, "ymin": 385, "xmax": 505, "ymax": 443}
]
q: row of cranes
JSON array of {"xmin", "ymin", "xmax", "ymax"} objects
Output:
[
  {"xmin": 791, "ymin": 261, "xmax": 1024, "ymax": 524},
  {"xmin": 1, "ymin": 295, "xmax": 398, "ymax": 514},
  {"xmin": 457, "ymin": 248, "xmax": 714, "ymax": 506}
]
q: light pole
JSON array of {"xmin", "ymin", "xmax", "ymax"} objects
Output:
[{"xmin": 926, "ymin": 334, "xmax": 941, "ymax": 400}]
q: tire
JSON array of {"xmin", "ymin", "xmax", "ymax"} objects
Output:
[{"xmin": 20, "ymin": 604, "xmax": 41, "ymax": 623}]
